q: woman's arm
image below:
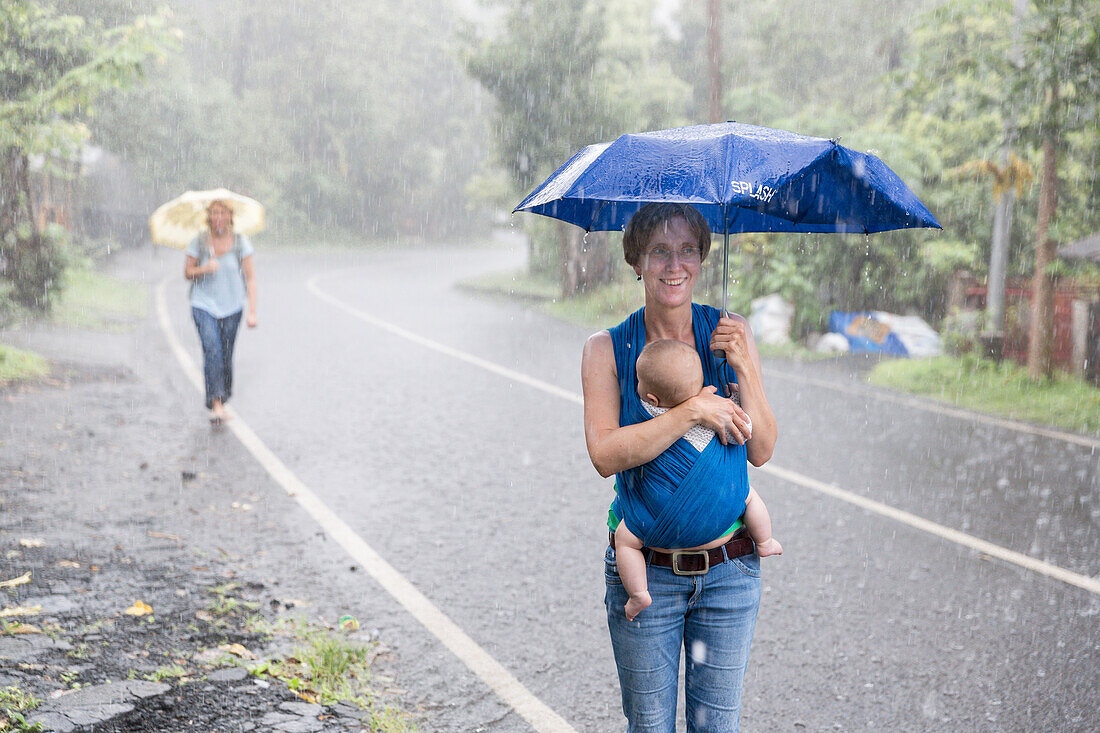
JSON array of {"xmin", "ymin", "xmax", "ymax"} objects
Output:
[
  {"xmin": 709, "ymin": 315, "xmax": 778, "ymax": 466},
  {"xmin": 184, "ymin": 254, "xmax": 217, "ymax": 281},
  {"xmin": 582, "ymin": 331, "xmax": 743, "ymax": 477},
  {"xmin": 241, "ymin": 254, "xmax": 258, "ymax": 327}
]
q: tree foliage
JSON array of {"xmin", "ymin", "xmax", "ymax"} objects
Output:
[
  {"xmin": 461, "ymin": 0, "xmax": 691, "ymax": 293},
  {"xmin": 91, "ymin": 0, "xmax": 486, "ymax": 239},
  {"xmin": 691, "ymin": 0, "xmax": 1099, "ymax": 341},
  {"xmin": 0, "ymin": 0, "xmax": 172, "ymax": 309}
]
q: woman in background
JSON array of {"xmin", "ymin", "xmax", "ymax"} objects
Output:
[{"xmin": 183, "ymin": 200, "xmax": 257, "ymax": 425}]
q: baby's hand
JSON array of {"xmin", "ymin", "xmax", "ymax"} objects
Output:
[
  {"xmin": 725, "ymin": 383, "xmax": 751, "ymax": 442},
  {"xmin": 726, "ymin": 413, "xmax": 751, "ymax": 444}
]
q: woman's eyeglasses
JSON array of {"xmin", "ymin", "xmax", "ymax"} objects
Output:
[{"xmin": 644, "ymin": 245, "xmax": 702, "ymax": 264}]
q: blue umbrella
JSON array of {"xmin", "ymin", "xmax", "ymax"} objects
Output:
[{"xmin": 514, "ymin": 121, "xmax": 940, "ymax": 313}]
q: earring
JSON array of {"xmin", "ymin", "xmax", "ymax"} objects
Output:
[{"xmin": 637, "ymin": 275, "xmax": 642, "ymax": 281}]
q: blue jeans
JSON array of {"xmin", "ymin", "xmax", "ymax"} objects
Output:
[
  {"xmin": 604, "ymin": 544, "xmax": 761, "ymax": 733},
  {"xmin": 191, "ymin": 307, "xmax": 242, "ymax": 409}
]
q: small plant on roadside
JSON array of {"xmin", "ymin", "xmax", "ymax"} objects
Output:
[
  {"xmin": 368, "ymin": 706, "xmax": 417, "ymax": 733},
  {"xmin": 204, "ymin": 583, "xmax": 259, "ymax": 618},
  {"xmin": 301, "ymin": 633, "xmax": 373, "ymax": 699},
  {"xmin": 0, "ymin": 621, "xmax": 39, "ymax": 637},
  {"xmin": 78, "ymin": 618, "xmax": 110, "ymax": 635},
  {"xmin": 207, "ymin": 582, "xmax": 240, "ymax": 596},
  {"xmin": 0, "ymin": 686, "xmax": 43, "ymax": 732},
  {"xmin": 206, "ymin": 595, "xmax": 259, "ymax": 617},
  {"xmin": 244, "ymin": 622, "xmax": 415, "ymax": 731},
  {"xmin": 66, "ymin": 643, "xmax": 90, "ymax": 660},
  {"xmin": 144, "ymin": 664, "xmax": 188, "ymax": 683}
]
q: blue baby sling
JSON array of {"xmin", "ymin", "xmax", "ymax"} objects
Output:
[{"xmin": 609, "ymin": 304, "xmax": 749, "ymax": 549}]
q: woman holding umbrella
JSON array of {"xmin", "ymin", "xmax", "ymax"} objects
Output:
[
  {"xmin": 183, "ymin": 199, "xmax": 258, "ymax": 424},
  {"xmin": 581, "ymin": 202, "xmax": 777, "ymax": 732}
]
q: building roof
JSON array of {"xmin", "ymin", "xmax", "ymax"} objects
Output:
[{"xmin": 1058, "ymin": 232, "xmax": 1100, "ymax": 262}]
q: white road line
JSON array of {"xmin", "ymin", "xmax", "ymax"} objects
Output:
[
  {"xmin": 307, "ymin": 274, "xmax": 1100, "ymax": 597},
  {"xmin": 155, "ymin": 279, "xmax": 577, "ymax": 733},
  {"xmin": 767, "ymin": 368, "xmax": 1099, "ymax": 450},
  {"xmin": 305, "ymin": 277, "xmax": 584, "ymax": 406},
  {"xmin": 757, "ymin": 464, "xmax": 1100, "ymax": 595}
]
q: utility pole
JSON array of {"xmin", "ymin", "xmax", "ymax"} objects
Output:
[
  {"xmin": 706, "ymin": 0, "xmax": 722, "ymax": 123},
  {"xmin": 984, "ymin": 0, "xmax": 1027, "ymax": 358}
]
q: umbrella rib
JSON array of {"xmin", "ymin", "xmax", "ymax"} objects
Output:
[{"xmin": 587, "ymin": 201, "xmax": 609, "ymax": 233}]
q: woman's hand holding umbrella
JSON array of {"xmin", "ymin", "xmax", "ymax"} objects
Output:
[
  {"xmin": 204, "ymin": 243, "xmax": 220, "ymax": 275},
  {"xmin": 709, "ymin": 315, "xmax": 753, "ymax": 376}
]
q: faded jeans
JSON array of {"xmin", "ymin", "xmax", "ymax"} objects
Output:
[
  {"xmin": 191, "ymin": 307, "xmax": 242, "ymax": 410},
  {"xmin": 604, "ymin": 543, "xmax": 761, "ymax": 733}
]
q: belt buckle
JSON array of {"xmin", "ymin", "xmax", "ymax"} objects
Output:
[{"xmin": 671, "ymin": 549, "xmax": 709, "ymax": 576}]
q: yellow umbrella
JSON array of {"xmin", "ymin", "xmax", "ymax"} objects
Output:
[{"xmin": 149, "ymin": 188, "xmax": 265, "ymax": 249}]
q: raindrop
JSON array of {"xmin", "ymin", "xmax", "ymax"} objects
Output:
[{"xmin": 691, "ymin": 640, "xmax": 706, "ymax": 664}]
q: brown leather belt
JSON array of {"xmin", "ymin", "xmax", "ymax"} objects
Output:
[{"xmin": 609, "ymin": 529, "xmax": 755, "ymax": 576}]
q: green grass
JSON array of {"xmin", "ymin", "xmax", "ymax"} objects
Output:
[
  {"xmin": 868, "ymin": 355, "xmax": 1100, "ymax": 436},
  {"xmin": 544, "ymin": 277, "xmax": 645, "ymax": 328},
  {"xmin": 49, "ymin": 266, "xmax": 146, "ymax": 331},
  {"xmin": 456, "ymin": 268, "xmax": 559, "ymax": 302},
  {"xmin": 203, "ymin": 583, "xmax": 259, "ymax": 619},
  {"xmin": 458, "ymin": 267, "xmax": 645, "ymax": 329},
  {"xmin": 0, "ymin": 685, "xmax": 43, "ymax": 732},
  {"xmin": 143, "ymin": 664, "xmax": 188, "ymax": 683},
  {"xmin": 242, "ymin": 624, "xmax": 416, "ymax": 732},
  {"xmin": 261, "ymin": 224, "xmax": 507, "ymax": 254},
  {"xmin": 0, "ymin": 344, "xmax": 48, "ymax": 385},
  {"xmin": 755, "ymin": 341, "xmax": 836, "ymax": 362}
]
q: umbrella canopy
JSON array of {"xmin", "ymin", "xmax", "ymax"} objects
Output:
[
  {"xmin": 514, "ymin": 121, "xmax": 940, "ymax": 235},
  {"xmin": 149, "ymin": 188, "xmax": 266, "ymax": 249}
]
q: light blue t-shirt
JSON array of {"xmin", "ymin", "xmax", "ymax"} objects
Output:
[{"xmin": 185, "ymin": 233, "xmax": 254, "ymax": 319}]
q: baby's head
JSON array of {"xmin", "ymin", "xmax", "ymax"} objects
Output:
[{"xmin": 636, "ymin": 340, "xmax": 704, "ymax": 408}]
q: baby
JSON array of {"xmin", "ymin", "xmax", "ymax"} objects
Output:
[{"xmin": 617, "ymin": 339, "xmax": 782, "ymax": 621}]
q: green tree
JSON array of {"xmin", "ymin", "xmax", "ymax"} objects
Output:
[
  {"xmin": 1014, "ymin": 0, "xmax": 1100, "ymax": 378},
  {"xmin": 463, "ymin": 0, "xmax": 691, "ymax": 295},
  {"xmin": 0, "ymin": 0, "xmax": 172, "ymax": 309},
  {"xmin": 92, "ymin": 0, "xmax": 486, "ymax": 241}
]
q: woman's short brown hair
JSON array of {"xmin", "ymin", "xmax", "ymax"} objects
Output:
[{"xmin": 622, "ymin": 202, "xmax": 711, "ymax": 266}]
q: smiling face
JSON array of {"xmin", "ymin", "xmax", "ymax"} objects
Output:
[{"xmin": 633, "ymin": 216, "xmax": 702, "ymax": 310}]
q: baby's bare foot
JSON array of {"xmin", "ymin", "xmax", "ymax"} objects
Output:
[
  {"xmin": 756, "ymin": 537, "xmax": 783, "ymax": 557},
  {"xmin": 625, "ymin": 591, "xmax": 652, "ymax": 621}
]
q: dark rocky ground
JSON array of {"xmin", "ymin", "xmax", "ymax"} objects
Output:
[{"xmin": 0, "ymin": 347, "xmax": 418, "ymax": 732}]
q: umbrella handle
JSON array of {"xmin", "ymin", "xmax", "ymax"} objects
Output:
[
  {"xmin": 712, "ymin": 303, "xmax": 733, "ymax": 397},
  {"xmin": 712, "ymin": 232, "xmax": 730, "ymax": 364},
  {"xmin": 712, "ymin": 305, "xmax": 727, "ymax": 361}
]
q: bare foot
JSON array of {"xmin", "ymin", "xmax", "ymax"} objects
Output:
[
  {"xmin": 625, "ymin": 591, "xmax": 652, "ymax": 621},
  {"xmin": 756, "ymin": 537, "xmax": 783, "ymax": 557},
  {"xmin": 210, "ymin": 402, "xmax": 232, "ymax": 425}
]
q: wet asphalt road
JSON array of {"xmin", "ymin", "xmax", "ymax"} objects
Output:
[{"xmin": 150, "ymin": 242, "xmax": 1098, "ymax": 732}]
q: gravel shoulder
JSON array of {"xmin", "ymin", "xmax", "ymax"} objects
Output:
[{"xmin": 1, "ymin": 306, "xmax": 419, "ymax": 731}]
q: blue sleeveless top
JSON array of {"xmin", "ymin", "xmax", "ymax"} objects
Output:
[{"xmin": 608, "ymin": 304, "xmax": 749, "ymax": 549}]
